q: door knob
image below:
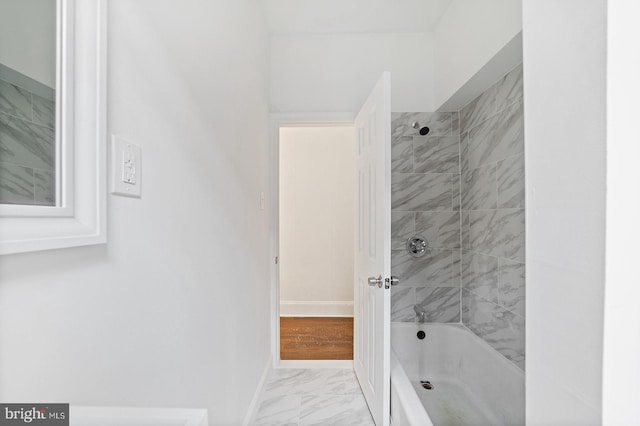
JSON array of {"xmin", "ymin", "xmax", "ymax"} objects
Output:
[{"xmin": 368, "ymin": 275, "xmax": 383, "ymax": 288}]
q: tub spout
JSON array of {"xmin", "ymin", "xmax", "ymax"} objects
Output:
[{"xmin": 413, "ymin": 304, "xmax": 427, "ymax": 323}]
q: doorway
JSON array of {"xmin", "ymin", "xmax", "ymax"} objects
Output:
[{"xmin": 276, "ymin": 124, "xmax": 356, "ymax": 361}]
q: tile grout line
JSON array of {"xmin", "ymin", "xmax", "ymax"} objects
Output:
[
  {"xmin": 461, "ymin": 93, "xmax": 524, "ymax": 137},
  {"xmin": 29, "ymin": 91, "xmax": 34, "ymax": 122},
  {"xmin": 464, "ymin": 151, "xmax": 525, "ymax": 177},
  {"xmin": 392, "ymin": 103, "xmax": 524, "ymax": 344},
  {"xmin": 0, "ymin": 109, "xmax": 56, "ymax": 132},
  {"xmin": 0, "ymin": 91, "xmax": 56, "ymax": 131},
  {"xmin": 458, "ymin": 322, "xmax": 524, "ymax": 371},
  {"xmin": 459, "ymin": 63, "xmax": 523, "ymax": 134},
  {"xmin": 457, "ymin": 110, "xmax": 464, "ymax": 325},
  {"xmin": 462, "ymin": 286, "xmax": 523, "ymax": 320},
  {"xmin": 0, "ymin": 75, "xmax": 56, "ymax": 101},
  {"xmin": 460, "ymin": 76, "xmax": 524, "ymax": 335},
  {"xmin": 31, "ymin": 168, "xmax": 37, "ymax": 203}
]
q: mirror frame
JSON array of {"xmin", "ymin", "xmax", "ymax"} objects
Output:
[{"xmin": 0, "ymin": 0, "xmax": 107, "ymax": 255}]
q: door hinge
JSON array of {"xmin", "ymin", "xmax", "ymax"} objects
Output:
[{"xmin": 275, "ymin": 256, "xmax": 278, "ymax": 264}]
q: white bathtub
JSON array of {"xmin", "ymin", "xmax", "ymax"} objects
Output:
[{"xmin": 390, "ymin": 323, "xmax": 524, "ymax": 426}]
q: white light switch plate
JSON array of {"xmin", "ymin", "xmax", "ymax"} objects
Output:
[{"xmin": 111, "ymin": 135, "xmax": 141, "ymax": 197}]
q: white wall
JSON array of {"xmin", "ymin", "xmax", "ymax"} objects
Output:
[
  {"xmin": 433, "ymin": 0, "xmax": 522, "ymax": 110},
  {"xmin": 603, "ymin": 1, "xmax": 640, "ymax": 424},
  {"xmin": 524, "ymin": 0, "xmax": 606, "ymax": 424},
  {"xmin": 0, "ymin": 1, "xmax": 271, "ymax": 424},
  {"xmin": 279, "ymin": 127, "xmax": 355, "ymax": 315},
  {"xmin": 0, "ymin": 0, "xmax": 56, "ymax": 87},
  {"xmin": 270, "ymin": 33, "xmax": 434, "ymax": 113}
]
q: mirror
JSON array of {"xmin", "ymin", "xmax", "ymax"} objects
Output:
[
  {"xmin": 0, "ymin": 0, "xmax": 57, "ymax": 206},
  {"xmin": 0, "ymin": 0, "xmax": 107, "ymax": 255}
]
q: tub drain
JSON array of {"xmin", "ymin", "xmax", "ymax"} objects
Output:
[{"xmin": 420, "ymin": 380, "xmax": 433, "ymax": 390}]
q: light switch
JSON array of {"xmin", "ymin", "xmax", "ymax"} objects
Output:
[{"xmin": 111, "ymin": 136, "xmax": 142, "ymax": 197}]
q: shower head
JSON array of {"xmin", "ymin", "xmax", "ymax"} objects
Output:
[{"xmin": 412, "ymin": 122, "xmax": 430, "ymax": 136}]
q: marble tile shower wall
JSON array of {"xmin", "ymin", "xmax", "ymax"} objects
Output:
[
  {"xmin": 460, "ymin": 64, "xmax": 525, "ymax": 370},
  {"xmin": 389, "ymin": 64, "xmax": 525, "ymax": 371},
  {"xmin": 390, "ymin": 111, "xmax": 462, "ymax": 325},
  {"xmin": 0, "ymin": 64, "xmax": 56, "ymax": 206}
]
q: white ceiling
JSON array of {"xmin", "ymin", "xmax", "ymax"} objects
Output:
[{"xmin": 262, "ymin": 0, "xmax": 453, "ymax": 35}]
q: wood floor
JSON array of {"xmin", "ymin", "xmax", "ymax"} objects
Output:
[{"xmin": 280, "ymin": 317, "xmax": 354, "ymax": 360}]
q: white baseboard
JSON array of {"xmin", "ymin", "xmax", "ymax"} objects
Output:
[
  {"xmin": 70, "ymin": 407, "xmax": 208, "ymax": 425},
  {"xmin": 242, "ymin": 355, "xmax": 273, "ymax": 426},
  {"xmin": 278, "ymin": 360, "xmax": 354, "ymax": 369},
  {"xmin": 279, "ymin": 300, "xmax": 353, "ymax": 317}
]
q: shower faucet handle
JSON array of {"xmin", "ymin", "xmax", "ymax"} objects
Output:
[{"xmin": 406, "ymin": 236, "xmax": 429, "ymax": 258}]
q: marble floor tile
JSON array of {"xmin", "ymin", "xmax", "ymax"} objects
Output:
[
  {"xmin": 253, "ymin": 369, "xmax": 374, "ymax": 426},
  {"xmin": 342, "ymin": 369, "xmax": 364, "ymax": 395},
  {"xmin": 264, "ymin": 369, "xmax": 344, "ymax": 396},
  {"xmin": 254, "ymin": 395, "xmax": 300, "ymax": 426},
  {"xmin": 263, "ymin": 369, "xmax": 307, "ymax": 394},
  {"xmin": 300, "ymin": 394, "xmax": 374, "ymax": 426}
]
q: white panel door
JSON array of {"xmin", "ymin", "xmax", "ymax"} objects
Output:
[{"xmin": 353, "ymin": 72, "xmax": 391, "ymax": 426}]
